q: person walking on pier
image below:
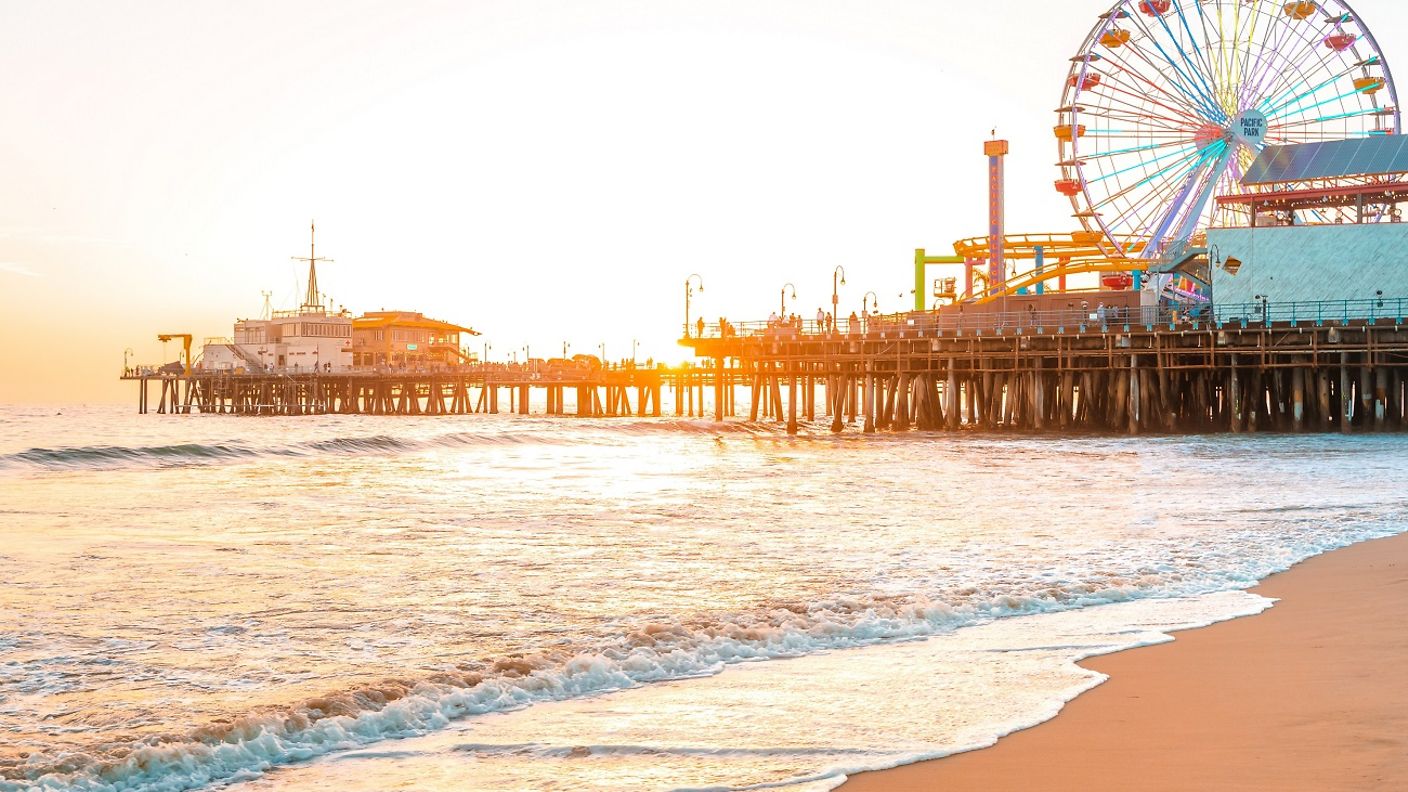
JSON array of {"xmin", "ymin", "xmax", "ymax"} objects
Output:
[
  {"xmin": 1097, "ymin": 302, "xmax": 1107, "ymax": 327},
  {"xmin": 697, "ymin": 317, "xmax": 705, "ymax": 339},
  {"xmin": 815, "ymin": 307, "xmax": 825, "ymax": 333}
]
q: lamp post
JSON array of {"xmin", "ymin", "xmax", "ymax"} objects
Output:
[
  {"xmin": 781, "ymin": 282, "xmax": 797, "ymax": 318},
  {"xmin": 831, "ymin": 265, "xmax": 847, "ymax": 328},
  {"xmin": 685, "ymin": 274, "xmax": 704, "ymax": 338},
  {"xmin": 1254, "ymin": 293, "xmax": 1270, "ymax": 324},
  {"xmin": 632, "ymin": 338, "xmax": 639, "ymax": 365},
  {"xmin": 598, "ymin": 342, "xmax": 606, "ymax": 365},
  {"xmin": 862, "ymin": 291, "xmax": 878, "ymax": 333},
  {"xmin": 483, "ymin": 342, "xmax": 491, "ymax": 367},
  {"xmin": 123, "ymin": 347, "xmax": 133, "ymax": 375},
  {"xmin": 563, "ymin": 341, "xmax": 570, "ymax": 359}
]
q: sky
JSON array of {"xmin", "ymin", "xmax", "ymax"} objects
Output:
[{"xmin": 3, "ymin": 0, "xmax": 1405, "ymax": 403}]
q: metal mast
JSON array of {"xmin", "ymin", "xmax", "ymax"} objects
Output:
[{"xmin": 292, "ymin": 221, "xmax": 332, "ymax": 313}]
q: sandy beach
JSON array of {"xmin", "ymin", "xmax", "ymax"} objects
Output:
[{"xmin": 841, "ymin": 531, "xmax": 1408, "ymax": 791}]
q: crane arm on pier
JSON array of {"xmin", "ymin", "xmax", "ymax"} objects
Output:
[{"xmin": 156, "ymin": 334, "xmax": 193, "ymax": 375}]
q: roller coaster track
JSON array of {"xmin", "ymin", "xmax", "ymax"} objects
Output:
[{"xmin": 947, "ymin": 231, "xmax": 1154, "ymax": 305}]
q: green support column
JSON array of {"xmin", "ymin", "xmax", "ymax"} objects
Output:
[{"xmin": 915, "ymin": 250, "xmax": 967, "ymax": 312}]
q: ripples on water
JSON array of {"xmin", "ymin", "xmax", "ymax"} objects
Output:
[{"xmin": 0, "ymin": 404, "xmax": 1404, "ymax": 791}]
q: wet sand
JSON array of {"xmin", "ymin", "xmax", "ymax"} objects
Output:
[{"xmin": 840, "ymin": 532, "xmax": 1408, "ymax": 791}]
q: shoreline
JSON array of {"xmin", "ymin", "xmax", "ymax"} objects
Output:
[{"xmin": 839, "ymin": 531, "xmax": 1408, "ymax": 791}]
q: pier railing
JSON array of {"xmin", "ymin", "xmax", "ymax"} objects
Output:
[
  {"xmin": 693, "ymin": 307, "xmax": 1179, "ymax": 340},
  {"xmin": 121, "ymin": 360, "xmax": 674, "ymax": 380},
  {"xmin": 1212, "ymin": 298, "xmax": 1408, "ymax": 327},
  {"xmin": 688, "ymin": 298, "xmax": 1408, "ymax": 341}
]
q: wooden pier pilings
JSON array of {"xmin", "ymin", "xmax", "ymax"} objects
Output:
[
  {"xmin": 684, "ymin": 319, "xmax": 1408, "ymax": 435},
  {"xmin": 125, "ymin": 368, "xmax": 681, "ymax": 419}
]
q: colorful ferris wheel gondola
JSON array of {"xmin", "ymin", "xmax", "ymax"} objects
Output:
[{"xmin": 1054, "ymin": 0, "xmax": 1400, "ymax": 264}]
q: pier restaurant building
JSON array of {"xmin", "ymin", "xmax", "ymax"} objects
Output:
[
  {"xmin": 351, "ymin": 311, "xmax": 479, "ymax": 368},
  {"xmin": 200, "ymin": 308, "xmax": 354, "ymax": 373}
]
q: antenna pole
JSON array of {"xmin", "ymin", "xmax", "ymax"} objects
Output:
[
  {"xmin": 306, "ymin": 221, "xmax": 317, "ymax": 309},
  {"xmin": 292, "ymin": 220, "xmax": 333, "ymax": 313}
]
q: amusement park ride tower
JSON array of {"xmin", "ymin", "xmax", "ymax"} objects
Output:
[{"xmin": 984, "ymin": 136, "xmax": 1008, "ymax": 292}]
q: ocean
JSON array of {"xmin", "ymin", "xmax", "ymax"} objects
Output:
[{"xmin": 2, "ymin": 403, "xmax": 1404, "ymax": 791}]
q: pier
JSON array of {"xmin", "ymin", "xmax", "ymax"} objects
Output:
[
  {"xmin": 125, "ymin": 300, "xmax": 1408, "ymax": 435},
  {"xmin": 678, "ymin": 303, "xmax": 1408, "ymax": 435},
  {"xmin": 121, "ymin": 364, "xmax": 729, "ymax": 419}
]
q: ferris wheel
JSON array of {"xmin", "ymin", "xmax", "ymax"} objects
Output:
[{"xmin": 1056, "ymin": 0, "xmax": 1400, "ymax": 261}]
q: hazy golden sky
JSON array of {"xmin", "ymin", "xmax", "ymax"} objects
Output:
[{"xmin": 4, "ymin": 0, "xmax": 1406, "ymax": 403}]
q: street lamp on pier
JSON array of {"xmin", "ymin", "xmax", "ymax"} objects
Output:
[
  {"xmin": 862, "ymin": 291, "xmax": 879, "ymax": 332},
  {"xmin": 685, "ymin": 274, "xmax": 705, "ymax": 338},
  {"xmin": 781, "ymin": 282, "xmax": 797, "ymax": 318},
  {"xmin": 831, "ymin": 265, "xmax": 847, "ymax": 326},
  {"xmin": 632, "ymin": 338, "xmax": 639, "ymax": 365},
  {"xmin": 123, "ymin": 347, "xmax": 134, "ymax": 375}
]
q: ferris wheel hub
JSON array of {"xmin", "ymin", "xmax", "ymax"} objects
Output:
[
  {"xmin": 1194, "ymin": 123, "xmax": 1225, "ymax": 152},
  {"xmin": 1232, "ymin": 110, "xmax": 1269, "ymax": 147}
]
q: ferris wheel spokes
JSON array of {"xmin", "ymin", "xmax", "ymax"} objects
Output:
[
  {"xmin": 1101, "ymin": 22, "xmax": 1224, "ymax": 121},
  {"xmin": 1148, "ymin": 146, "xmax": 1236, "ymax": 258}
]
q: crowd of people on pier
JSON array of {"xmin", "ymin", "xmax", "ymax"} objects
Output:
[
  {"xmin": 757, "ymin": 309, "xmax": 872, "ymax": 338},
  {"xmin": 684, "ymin": 299, "xmax": 1199, "ymax": 343}
]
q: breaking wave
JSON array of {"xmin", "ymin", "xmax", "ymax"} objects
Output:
[
  {"xmin": 1, "ymin": 588, "xmax": 1090, "ymax": 790},
  {"xmin": 0, "ymin": 421, "xmax": 775, "ymax": 473}
]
